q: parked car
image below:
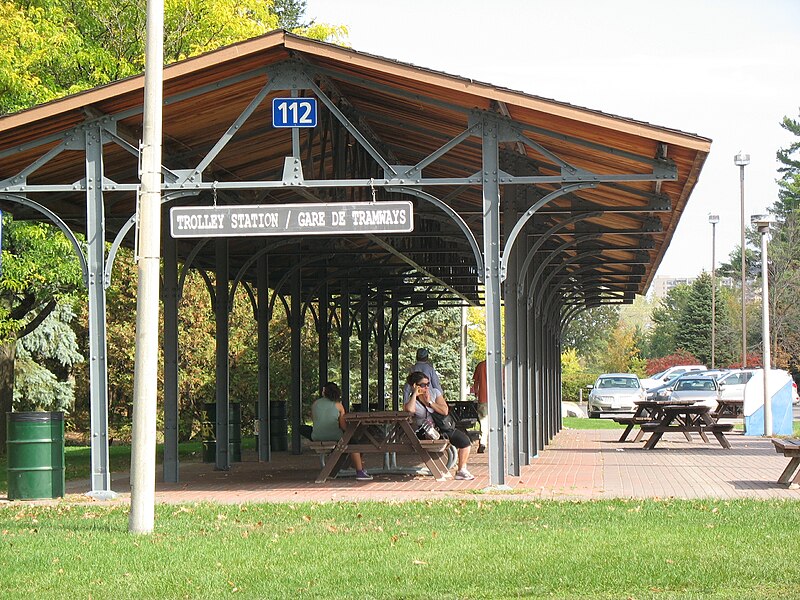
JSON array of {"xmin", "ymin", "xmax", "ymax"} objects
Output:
[
  {"xmin": 587, "ymin": 373, "xmax": 646, "ymax": 418},
  {"xmin": 639, "ymin": 365, "xmax": 707, "ymax": 390},
  {"xmin": 646, "ymin": 372, "xmax": 689, "ymax": 401},
  {"xmin": 717, "ymin": 369, "xmax": 758, "ymax": 402},
  {"xmin": 667, "ymin": 375, "xmax": 720, "ymax": 408},
  {"xmin": 696, "ymin": 369, "xmax": 730, "ymax": 380},
  {"xmin": 718, "ymin": 369, "xmax": 800, "ymax": 404}
]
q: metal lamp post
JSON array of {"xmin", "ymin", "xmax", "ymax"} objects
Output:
[
  {"xmin": 751, "ymin": 213, "xmax": 776, "ymax": 436},
  {"xmin": 734, "ymin": 152, "xmax": 750, "ymax": 367},
  {"xmin": 708, "ymin": 214, "xmax": 720, "ymax": 368}
]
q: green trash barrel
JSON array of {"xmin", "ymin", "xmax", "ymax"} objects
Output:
[
  {"xmin": 201, "ymin": 402, "xmax": 242, "ymax": 462},
  {"xmin": 6, "ymin": 411, "xmax": 65, "ymax": 500},
  {"xmin": 229, "ymin": 403, "xmax": 241, "ymax": 463},
  {"xmin": 201, "ymin": 403, "xmax": 216, "ymax": 463},
  {"xmin": 269, "ymin": 401, "xmax": 288, "ymax": 451}
]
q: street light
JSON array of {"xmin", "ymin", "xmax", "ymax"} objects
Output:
[
  {"xmin": 708, "ymin": 214, "xmax": 720, "ymax": 368},
  {"xmin": 734, "ymin": 152, "xmax": 750, "ymax": 367},
  {"xmin": 751, "ymin": 213, "xmax": 776, "ymax": 436}
]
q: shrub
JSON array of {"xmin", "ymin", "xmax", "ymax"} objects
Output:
[
  {"xmin": 562, "ymin": 370, "xmax": 599, "ymax": 402},
  {"xmin": 645, "ymin": 349, "xmax": 701, "ymax": 375}
]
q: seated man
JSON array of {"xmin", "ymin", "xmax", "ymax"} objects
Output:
[{"xmin": 311, "ymin": 382, "xmax": 372, "ymax": 481}]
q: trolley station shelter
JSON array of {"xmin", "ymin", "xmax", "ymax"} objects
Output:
[{"xmin": 0, "ymin": 31, "xmax": 709, "ymax": 495}]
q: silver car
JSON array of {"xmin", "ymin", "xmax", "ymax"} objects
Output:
[
  {"xmin": 588, "ymin": 373, "xmax": 645, "ymax": 418},
  {"xmin": 667, "ymin": 376, "xmax": 720, "ymax": 408}
]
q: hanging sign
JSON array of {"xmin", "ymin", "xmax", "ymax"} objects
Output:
[
  {"xmin": 170, "ymin": 201, "xmax": 414, "ymax": 238},
  {"xmin": 272, "ymin": 97, "xmax": 317, "ymax": 128}
]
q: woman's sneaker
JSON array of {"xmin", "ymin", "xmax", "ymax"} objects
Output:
[
  {"xmin": 455, "ymin": 469, "xmax": 475, "ymax": 480},
  {"xmin": 355, "ymin": 470, "xmax": 373, "ymax": 481}
]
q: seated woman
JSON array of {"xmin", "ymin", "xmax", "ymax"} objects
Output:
[
  {"xmin": 403, "ymin": 371, "xmax": 474, "ymax": 480},
  {"xmin": 311, "ymin": 382, "xmax": 372, "ymax": 481}
]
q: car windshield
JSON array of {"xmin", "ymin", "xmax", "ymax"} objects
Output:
[
  {"xmin": 597, "ymin": 377, "xmax": 639, "ymax": 389},
  {"xmin": 721, "ymin": 373, "xmax": 743, "ymax": 385},
  {"xmin": 650, "ymin": 370, "xmax": 668, "ymax": 380},
  {"xmin": 674, "ymin": 379, "xmax": 716, "ymax": 391}
]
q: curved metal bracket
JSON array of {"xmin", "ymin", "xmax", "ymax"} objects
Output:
[
  {"xmin": 267, "ymin": 254, "xmax": 334, "ymax": 318},
  {"xmin": 0, "ymin": 193, "xmax": 89, "ymax": 287},
  {"xmin": 105, "ymin": 214, "xmax": 136, "ymax": 289},
  {"xmin": 104, "ymin": 190, "xmax": 196, "ymax": 289},
  {"xmin": 228, "ymin": 239, "xmax": 298, "ymax": 312},
  {"xmin": 526, "ymin": 235, "xmax": 602, "ymax": 301},
  {"xmin": 385, "ymin": 186, "xmax": 484, "ymax": 277},
  {"xmin": 530, "ymin": 249, "xmax": 604, "ymax": 311},
  {"xmin": 178, "ymin": 239, "xmax": 211, "ymax": 300},
  {"xmin": 517, "ymin": 211, "xmax": 603, "ymax": 298},
  {"xmin": 500, "ymin": 183, "xmax": 598, "ymax": 282}
]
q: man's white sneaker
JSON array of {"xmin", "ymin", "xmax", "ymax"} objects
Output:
[{"xmin": 454, "ymin": 469, "xmax": 475, "ymax": 480}]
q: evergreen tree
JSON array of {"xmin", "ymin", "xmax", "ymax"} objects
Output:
[
  {"xmin": 764, "ymin": 109, "xmax": 800, "ymax": 373},
  {"xmin": 646, "ymin": 284, "xmax": 690, "ymax": 358},
  {"xmin": 775, "ymin": 111, "xmax": 800, "ymax": 217},
  {"xmin": 0, "ymin": 218, "xmax": 83, "ymax": 450},
  {"xmin": 14, "ymin": 302, "xmax": 83, "ymax": 411}
]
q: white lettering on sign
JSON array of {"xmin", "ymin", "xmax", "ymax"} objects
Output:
[
  {"xmin": 297, "ymin": 211, "xmax": 326, "ymax": 227},
  {"xmin": 170, "ymin": 201, "xmax": 413, "ymax": 238},
  {"xmin": 175, "ymin": 213, "xmax": 226, "ymax": 231},
  {"xmin": 230, "ymin": 212, "xmax": 279, "ymax": 229},
  {"xmin": 351, "ymin": 209, "xmax": 407, "ymax": 227}
]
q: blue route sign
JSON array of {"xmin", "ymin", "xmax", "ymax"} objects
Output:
[{"xmin": 272, "ymin": 97, "xmax": 317, "ymax": 128}]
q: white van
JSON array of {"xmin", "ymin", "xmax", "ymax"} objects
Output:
[{"xmin": 639, "ymin": 365, "xmax": 707, "ymax": 390}]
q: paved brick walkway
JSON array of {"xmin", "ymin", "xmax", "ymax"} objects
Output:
[{"xmin": 51, "ymin": 428, "xmax": 800, "ymax": 504}]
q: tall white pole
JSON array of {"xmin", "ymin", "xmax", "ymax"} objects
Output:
[
  {"xmin": 460, "ymin": 306, "xmax": 468, "ymax": 402},
  {"xmin": 740, "ymin": 165, "xmax": 746, "ymax": 367},
  {"xmin": 734, "ymin": 152, "xmax": 750, "ymax": 367},
  {"xmin": 709, "ymin": 215, "xmax": 719, "ymax": 369},
  {"xmin": 129, "ymin": 0, "xmax": 164, "ymax": 534},
  {"xmin": 760, "ymin": 228, "xmax": 772, "ymax": 436}
]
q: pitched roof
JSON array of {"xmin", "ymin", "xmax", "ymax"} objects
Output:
[{"xmin": 0, "ymin": 30, "xmax": 710, "ymax": 306}]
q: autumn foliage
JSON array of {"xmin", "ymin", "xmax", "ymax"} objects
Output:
[{"xmin": 645, "ymin": 350, "xmax": 702, "ymax": 375}]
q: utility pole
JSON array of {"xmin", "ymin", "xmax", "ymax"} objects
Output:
[
  {"xmin": 734, "ymin": 152, "xmax": 750, "ymax": 366},
  {"xmin": 129, "ymin": 0, "xmax": 164, "ymax": 534}
]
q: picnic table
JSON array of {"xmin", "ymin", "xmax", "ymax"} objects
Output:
[
  {"xmin": 714, "ymin": 399, "xmax": 744, "ymax": 419},
  {"xmin": 641, "ymin": 404, "xmax": 733, "ymax": 450},
  {"xmin": 614, "ymin": 399, "xmax": 697, "ymax": 443},
  {"xmin": 314, "ymin": 411, "xmax": 451, "ymax": 483},
  {"xmin": 771, "ymin": 439, "xmax": 800, "ymax": 486}
]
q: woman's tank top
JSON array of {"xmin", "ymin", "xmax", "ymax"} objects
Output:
[{"xmin": 311, "ymin": 398, "xmax": 342, "ymax": 441}]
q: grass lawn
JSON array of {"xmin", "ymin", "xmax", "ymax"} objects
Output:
[
  {"xmin": 563, "ymin": 416, "xmax": 625, "ymax": 429},
  {"xmin": 0, "ymin": 440, "xmax": 211, "ymax": 494},
  {"xmin": 1, "ymin": 499, "xmax": 799, "ymax": 599}
]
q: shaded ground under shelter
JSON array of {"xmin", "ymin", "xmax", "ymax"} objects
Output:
[{"xmin": 0, "ymin": 31, "xmax": 710, "ymax": 496}]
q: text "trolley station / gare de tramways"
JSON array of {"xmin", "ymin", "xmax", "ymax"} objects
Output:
[{"xmin": 169, "ymin": 201, "xmax": 414, "ymax": 238}]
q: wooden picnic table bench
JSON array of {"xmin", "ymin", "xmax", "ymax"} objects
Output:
[
  {"xmin": 771, "ymin": 438, "xmax": 800, "ymax": 486},
  {"xmin": 615, "ymin": 399, "xmax": 697, "ymax": 443},
  {"xmin": 309, "ymin": 438, "xmax": 454, "ymax": 468},
  {"xmin": 713, "ymin": 399, "xmax": 744, "ymax": 419},
  {"xmin": 642, "ymin": 404, "xmax": 732, "ymax": 450},
  {"xmin": 314, "ymin": 411, "xmax": 453, "ymax": 483}
]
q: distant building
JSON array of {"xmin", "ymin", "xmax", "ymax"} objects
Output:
[
  {"xmin": 651, "ymin": 276, "xmax": 696, "ymax": 299},
  {"xmin": 650, "ymin": 275, "xmax": 734, "ymax": 299}
]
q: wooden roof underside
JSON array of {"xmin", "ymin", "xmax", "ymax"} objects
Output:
[{"xmin": 0, "ymin": 30, "xmax": 710, "ymax": 310}]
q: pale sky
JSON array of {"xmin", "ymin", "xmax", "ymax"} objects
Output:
[{"xmin": 305, "ymin": 0, "xmax": 800, "ymax": 281}]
